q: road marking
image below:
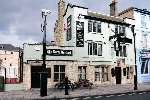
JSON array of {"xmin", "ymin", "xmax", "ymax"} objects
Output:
[
  {"xmin": 142, "ymin": 92, "xmax": 146, "ymax": 94},
  {"xmin": 117, "ymin": 94, "xmax": 125, "ymax": 96},
  {"xmin": 83, "ymin": 97, "xmax": 91, "ymax": 99},
  {"xmin": 128, "ymin": 93, "xmax": 133, "ymax": 96},
  {"xmin": 94, "ymin": 96, "xmax": 102, "ymax": 98},
  {"xmin": 139, "ymin": 92, "xmax": 144, "ymax": 94},
  {"xmin": 72, "ymin": 98, "xmax": 79, "ymax": 100},
  {"xmin": 132, "ymin": 93, "xmax": 136, "ymax": 95},
  {"xmin": 106, "ymin": 95, "xmax": 114, "ymax": 98}
]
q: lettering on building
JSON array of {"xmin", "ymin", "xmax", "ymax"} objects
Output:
[{"xmin": 46, "ymin": 49, "xmax": 73, "ymax": 56}]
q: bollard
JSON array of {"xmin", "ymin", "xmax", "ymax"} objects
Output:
[{"xmin": 65, "ymin": 77, "xmax": 69, "ymax": 95}]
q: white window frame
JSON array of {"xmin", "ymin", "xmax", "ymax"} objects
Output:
[
  {"xmin": 88, "ymin": 42, "xmax": 103, "ymax": 56},
  {"xmin": 54, "ymin": 65, "xmax": 65, "ymax": 82},
  {"xmin": 78, "ymin": 66, "xmax": 86, "ymax": 80},
  {"xmin": 95, "ymin": 66, "xmax": 101, "ymax": 81},
  {"xmin": 88, "ymin": 20, "xmax": 101, "ymax": 33}
]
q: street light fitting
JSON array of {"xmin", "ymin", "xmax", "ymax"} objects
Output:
[{"xmin": 42, "ymin": 9, "xmax": 51, "ymax": 15}]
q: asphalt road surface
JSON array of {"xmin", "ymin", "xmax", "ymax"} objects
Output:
[{"xmin": 61, "ymin": 91, "xmax": 150, "ymax": 100}]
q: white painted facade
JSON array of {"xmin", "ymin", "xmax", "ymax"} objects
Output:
[{"xmin": 23, "ymin": 4, "xmax": 135, "ymax": 89}]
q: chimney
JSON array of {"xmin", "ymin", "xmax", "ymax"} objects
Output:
[
  {"xmin": 54, "ymin": 0, "xmax": 65, "ymax": 46},
  {"xmin": 110, "ymin": 0, "xmax": 117, "ymax": 16}
]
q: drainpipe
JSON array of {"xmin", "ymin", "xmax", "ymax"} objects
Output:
[{"xmin": 131, "ymin": 25, "xmax": 138, "ymax": 90}]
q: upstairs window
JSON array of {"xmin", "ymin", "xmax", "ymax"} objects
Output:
[
  {"xmin": 93, "ymin": 21, "xmax": 97, "ymax": 32},
  {"xmin": 66, "ymin": 15, "xmax": 72, "ymax": 41},
  {"xmin": 116, "ymin": 45, "xmax": 127, "ymax": 57},
  {"xmin": 93, "ymin": 43, "xmax": 97, "ymax": 55},
  {"xmin": 119, "ymin": 26, "xmax": 126, "ymax": 36},
  {"xmin": 88, "ymin": 43, "xmax": 92, "ymax": 55},
  {"xmin": 97, "ymin": 22, "xmax": 101, "ymax": 33},
  {"xmin": 141, "ymin": 14, "xmax": 146, "ymax": 27},
  {"xmin": 88, "ymin": 20, "xmax": 101, "ymax": 33},
  {"xmin": 115, "ymin": 25, "xmax": 118, "ymax": 34},
  {"xmin": 88, "ymin": 42, "xmax": 102, "ymax": 56},
  {"xmin": 98, "ymin": 44, "xmax": 102, "ymax": 56},
  {"xmin": 88, "ymin": 21, "xmax": 92, "ymax": 32}
]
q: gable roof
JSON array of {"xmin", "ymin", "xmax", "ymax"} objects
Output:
[
  {"xmin": 119, "ymin": 7, "xmax": 150, "ymax": 16},
  {"xmin": 0, "ymin": 44, "xmax": 20, "ymax": 51},
  {"xmin": 63, "ymin": 3, "xmax": 130, "ymax": 26},
  {"xmin": 63, "ymin": 3, "xmax": 88, "ymax": 17},
  {"xmin": 85, "ymin": 12, "xmax": 130, "ymax": 26}
]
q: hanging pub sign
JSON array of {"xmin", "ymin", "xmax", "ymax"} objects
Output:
[
  {"xmin": 76, "ymin": 21, "xmax": 84, "ymax": 47},
  {"xmin": 46, "ymin": 49, "xmax": 73, "ymax": 56}
]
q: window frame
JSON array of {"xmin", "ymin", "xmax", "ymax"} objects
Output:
[
  {"xmin": 54, "ymin": 65, "xmax": 65, "ymax": 82},
  {"xmin": 88, "ymin": 20, "xmax": 92, "ymax": 33},
  {"xmin": 101, "ymin": 66, "xmax": 109, "ymax": 82},
  {"xmin": 88, "ymin": 20, "xmax": 101, "ymax": 33},
  {"xmin": 78, "ymin": 66, "xmax": 86, "ymax": 80},
  {"xmin": 95, "ymin": 66, "xmax": 101, "ymax": 81},
  {"xmin": 88, "ymin": 42, "xmax": 102, "ymax": 56},
  {"xmin": 66, "ymin": 15, "xmax": 72, "ymax": 41},
  {"xmin": 116, "ymin": 45, "xmax": 127, "ymax": 57}
]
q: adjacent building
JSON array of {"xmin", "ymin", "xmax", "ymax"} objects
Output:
[
  {"xmin": 119, "ymin": 7, "xmax": 150, "ymax": 83},
  {"xmin": 0, "ymin": 44, "xmax": 22, "ymax": 84},
  {"xmin": 23, "ymin": 0, "xmax": 135, "ymax": 90}
]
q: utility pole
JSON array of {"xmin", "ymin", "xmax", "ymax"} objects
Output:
[
  {"xmin": 131, "ymin": 25, "xmax": 138, "ymax": 90},
  {"xmin": 40, "ymin": 9, "xmax": 51, "ymax": 96}
]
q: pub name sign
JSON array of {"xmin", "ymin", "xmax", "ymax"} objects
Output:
[{"xmin": 46, "ymin": 49, "xmax": 73, "ymax": 56}]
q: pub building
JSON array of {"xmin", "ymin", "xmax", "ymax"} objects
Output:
[{"xmin": 23, "ymin": 0, "xmax": 135, "ymax": 90}]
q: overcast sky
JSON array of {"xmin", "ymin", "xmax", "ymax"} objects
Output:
[{"xmin": 0, "ymin": 0, "xmax": 150, "ymax": 47}]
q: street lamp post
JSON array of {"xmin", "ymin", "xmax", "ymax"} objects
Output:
[
  {"xmin": 131, "ymin": 25, "xmax": 138, "ymax": 90},
  {"xmin": 40, "ymin": 9, "xmax": 51, "ymax": 96}
]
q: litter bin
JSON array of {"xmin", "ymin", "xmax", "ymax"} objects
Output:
[{"xmin": 0, "ymin": 76, "xmax": 5, "ymax": 92}]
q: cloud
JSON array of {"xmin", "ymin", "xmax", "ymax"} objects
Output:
[{"xmin": 1, "ymin": 0, "xmax": 150, "ymax": 47}]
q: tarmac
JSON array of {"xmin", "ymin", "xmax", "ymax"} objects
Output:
[{"xmin": 0, "ymin": 83, "xmax": 150, "ymax": 100}]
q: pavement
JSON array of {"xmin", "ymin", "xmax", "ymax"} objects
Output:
[{"xmin": 0, "ymin": 83, "xmax": 150, "ymax": 100}]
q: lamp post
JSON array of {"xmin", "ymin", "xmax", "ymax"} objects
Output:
[
  {"xmin": 40, "ymin": 9, "xmax": 51, "ymax": 96},
  {"xmin": 131, "ymin": 25, "xmax": 138, "ymax": 90}
]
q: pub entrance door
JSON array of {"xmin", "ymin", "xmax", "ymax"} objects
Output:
[
  {"xmin": 31, "ymin": 66, "xmax": 42, "ymax": 88},
  {"xmin": 115, "ymin": 67, "xmax": 122, "ymax": 84}
]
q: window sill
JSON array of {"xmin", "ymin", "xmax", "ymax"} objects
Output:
[
  {"xmin": 88, "ymin": 55, "xmax": 104, "ymax": 58},
  {"xmin": 88, "ymin": 32, "xmax": 102, "ymax": 34},
  {"xmin": 141, "ymin": 74, "xmax": 149, "ymax": 76}
]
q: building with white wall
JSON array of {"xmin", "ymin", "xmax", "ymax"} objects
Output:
[
  {"xmin": 0, "ymin": 44, "xmax": 21, "ymax": 84},
  {"xmin": 23, "ymin": 1, "xmax": 135, "ymax": 90},
  {"xmin": 119, "ymin": 7, "xmax": 150, "ymax": 83}
]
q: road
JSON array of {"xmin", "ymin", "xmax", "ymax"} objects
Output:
[{"xmin": 63, "ymin": 91, "xmax": 150, "ymax": 100}]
